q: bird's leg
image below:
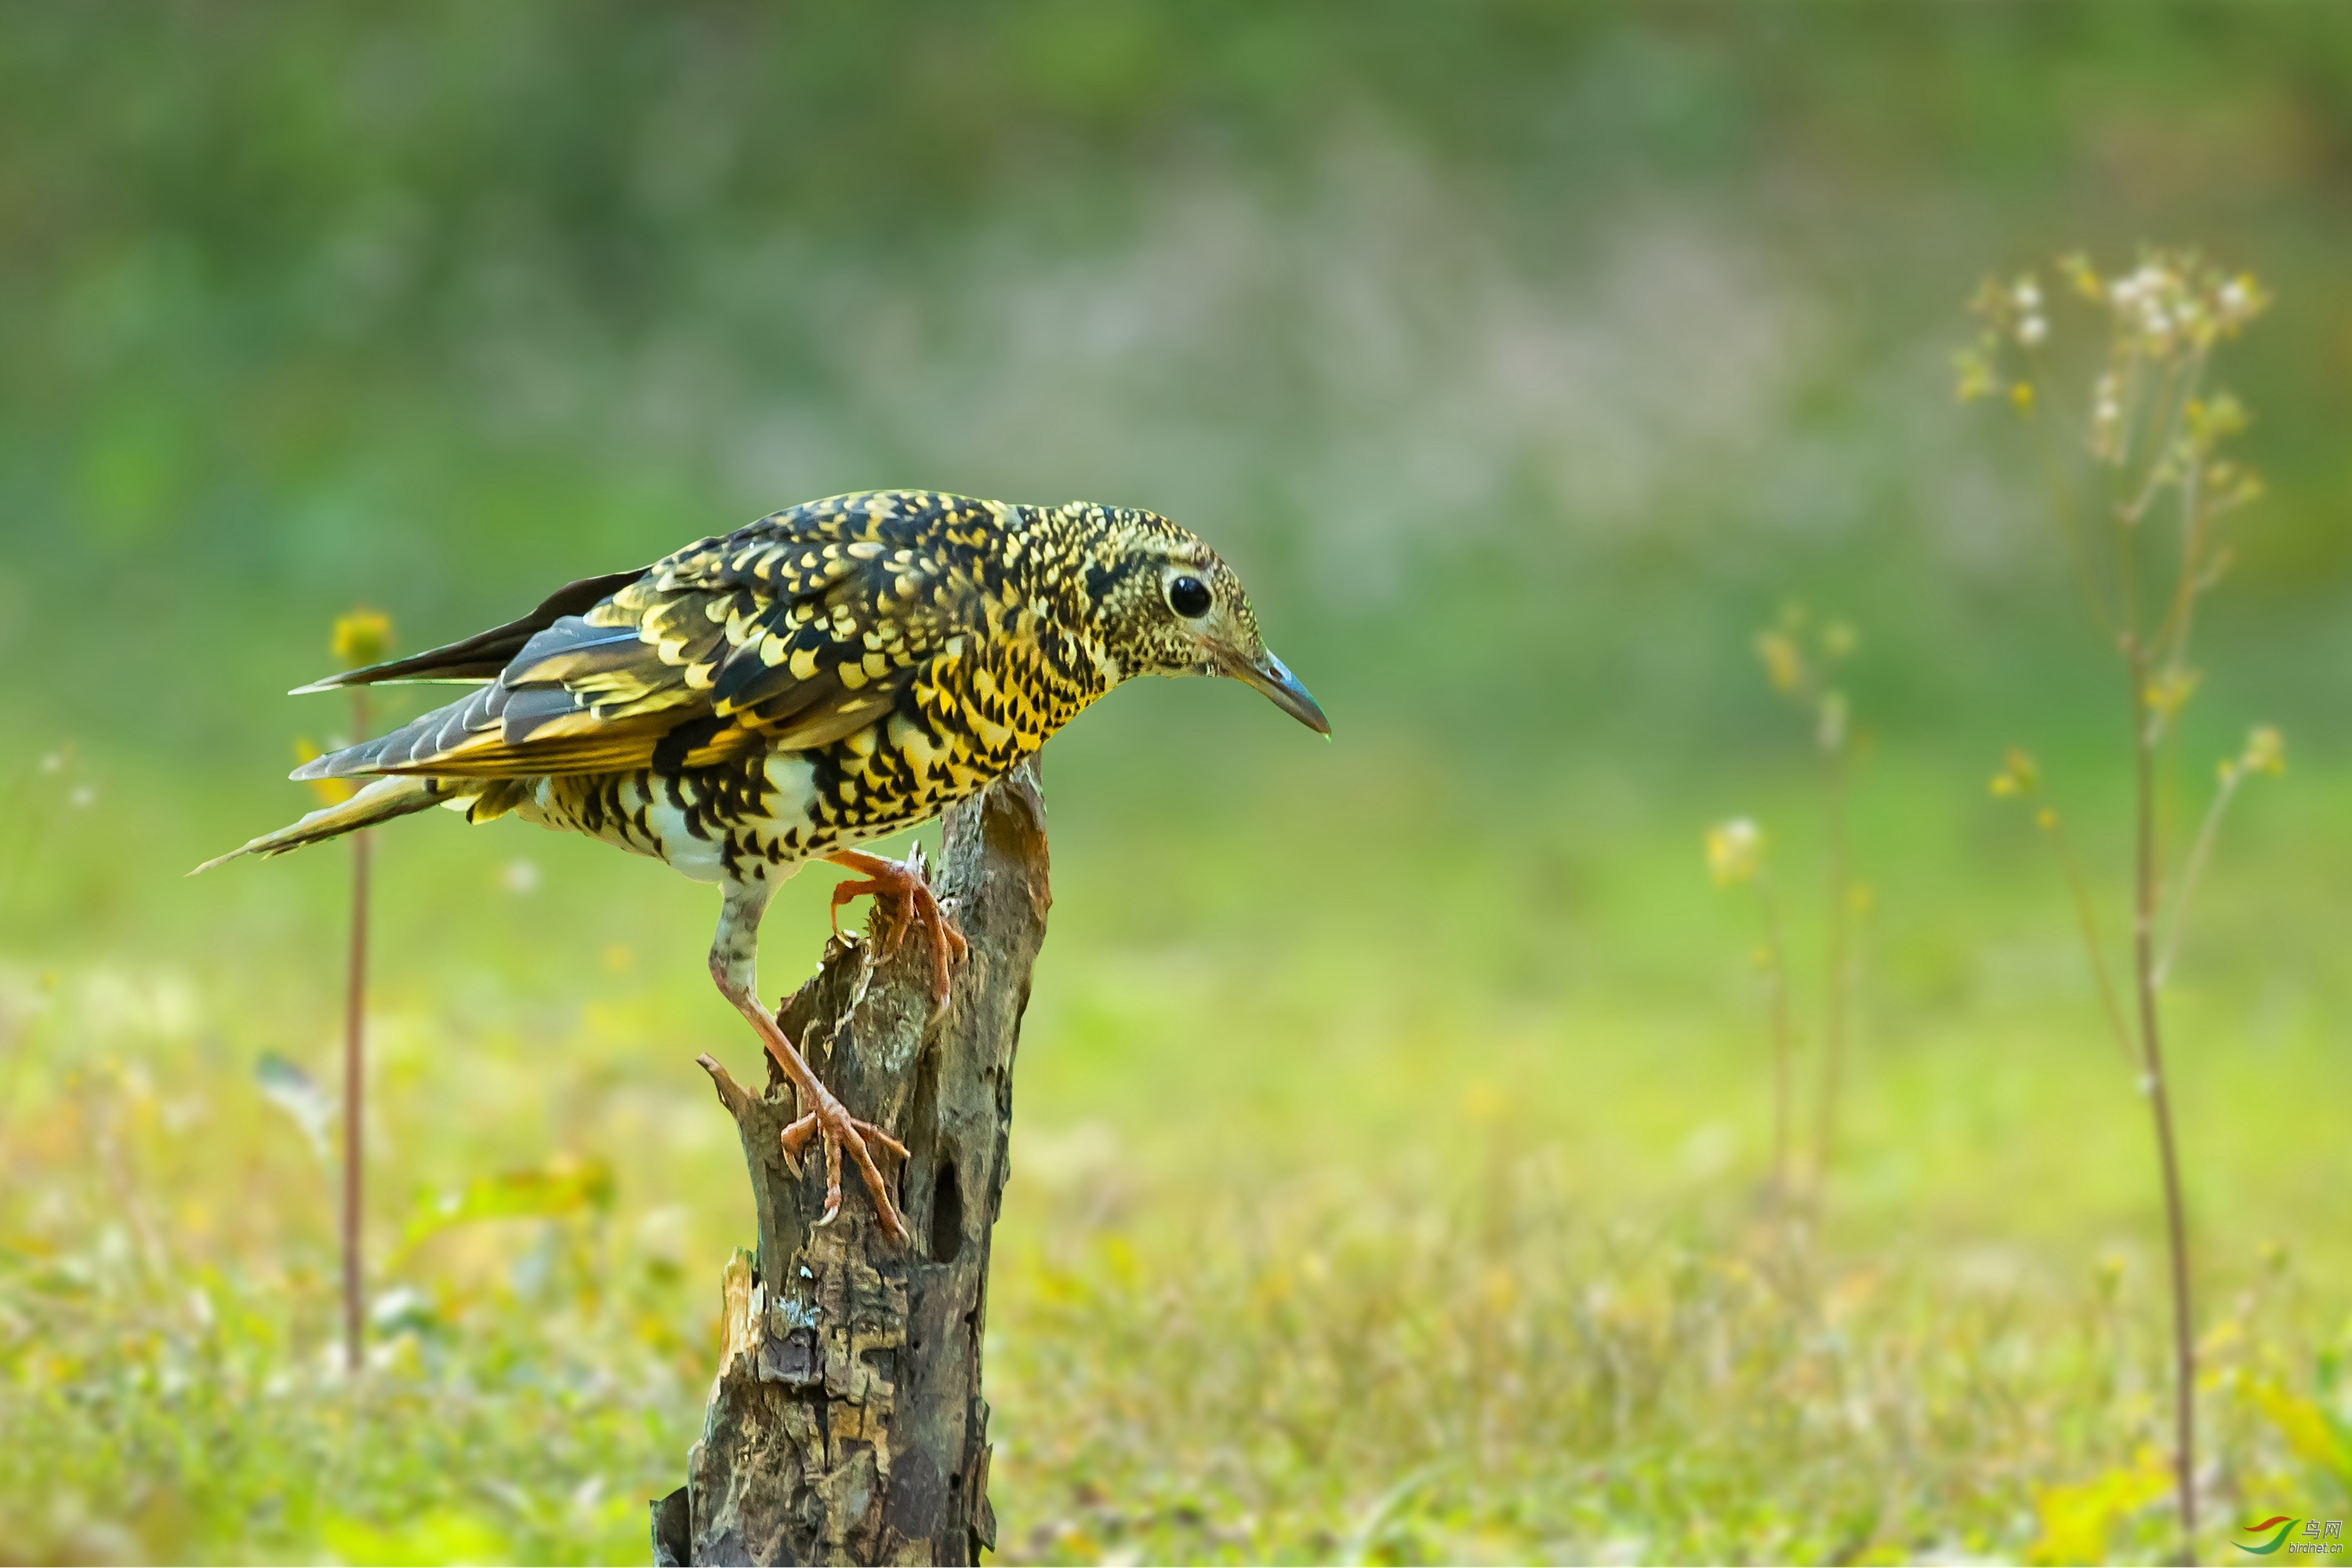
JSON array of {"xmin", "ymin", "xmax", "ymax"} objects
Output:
[
  {"xmin": 823, "ymin": 846, "xmax": 969, "ymax": 1002},
  {"xmin": 710, "ymin": 884, "xmax": 909, "ymax": 1241}
]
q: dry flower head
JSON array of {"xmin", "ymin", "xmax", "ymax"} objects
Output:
[{"xmin": 1706, "ymin": 818, "xmax": 1765, "ymax": 887}]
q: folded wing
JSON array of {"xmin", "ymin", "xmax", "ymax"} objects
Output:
[{"xmin": 294, "ymin": 494, "xmax": 991, "ymax": 782}]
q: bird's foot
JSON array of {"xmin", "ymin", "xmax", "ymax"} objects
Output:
[
  {"xmin": 824, "ymin": 847, "xmax": 969, "ymax": 1001},
  {"xmin": 779, "ymin": 1077, "xmax": 911, "ymax": 1240},
  {"xmin": 713, "ymin": 970, "xmax": 913, "ymax": 1243}
]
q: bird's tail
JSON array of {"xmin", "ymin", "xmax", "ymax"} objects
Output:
[{"xmin": 191, "ymin": 775, "xmax": 456, "ymax": 874}]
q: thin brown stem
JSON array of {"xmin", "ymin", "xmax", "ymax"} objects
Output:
[
  {"xmin": 2128, "ymin": 640, "xmax": 2198, "ymax": 1561},
  {"xmin": 343, "ymin": 688, "xmax": 369, "ymax": 1376}
]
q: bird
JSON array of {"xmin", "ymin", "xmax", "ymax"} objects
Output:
[{"xmin": 197, "ymin": 490, "xmax": 1328, "ymax": 1240}]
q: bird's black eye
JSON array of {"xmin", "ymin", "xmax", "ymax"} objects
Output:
[{"xmin": 1167, "ymin": 575, "xmax": 1212, "ymax": 619}]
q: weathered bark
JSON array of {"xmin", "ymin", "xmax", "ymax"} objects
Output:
[{"xmin": 653, "ymin": 761, "xmax": 1050, "ymax": 1566}]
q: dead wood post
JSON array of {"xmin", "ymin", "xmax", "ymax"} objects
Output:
[{"xmin": 652, "ymin": 760, "xmax": 1051, "ymax": 1566}]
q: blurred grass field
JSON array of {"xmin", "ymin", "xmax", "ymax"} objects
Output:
[{"xmin": 5, "ymin": 5, "xmax": 2352, "ymax": 1564}]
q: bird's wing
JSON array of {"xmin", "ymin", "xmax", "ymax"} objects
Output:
[{"xmin": 299, "ymin": 494, "xmax": 995, "ymax": 781}]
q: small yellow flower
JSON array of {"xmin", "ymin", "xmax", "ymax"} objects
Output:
[
  {"xmin": 2060, "ymin": 251, "xmax": 2103, "ymax": 301},
  {"xmin": 2010, "ymin": 380, "xmax": 2035, "ymax": 415},
  {"xmin": 1953, "ymin": 344, "xmax": 1996, "ymax": 403},
  {"xmin": 2239, "ymin": 724, "xmax": 2285, "ymax": 777},
  {"xmin": 1755, "ymin": 630, "xmax": 1804, "ymax": 695},
  {"xmin": 1990, "ymin": 748, "xmax": 2040, "ymax": 798},
  {"xmin": 332, "ymin": 608, "xmax": 394, "ymax": 670},
  {"xmin": 2185, "ymin": 392, "xmax": 2248, "ymax": 446},
  {"xmin": 1706, "ymin": 818, "xmax": 1765, "ymax": 887},
  {"xmin": 2144, "ymin": 668, "xmax": 2201, "ymax": 724}
]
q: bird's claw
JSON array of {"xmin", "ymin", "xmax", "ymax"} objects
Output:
[
  {"xmin": 779, "ymin": 1090, "xmax": 910, "ymax": 1241},
  {"xmin": 824, "ymin": 847, "xmax": 969, "ymax": 1002}
]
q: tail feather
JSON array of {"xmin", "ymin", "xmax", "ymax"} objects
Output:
[
  {"xmin": 191, "ymin": 775, "xmax": 456, "ymax": 874},
  {"xmin": 288, "ymin": 568, "xmax": 645, "ymax": 692},
  {"xmin": 291, "ymin": 688, "xmax": 492, "ymax": 780}
]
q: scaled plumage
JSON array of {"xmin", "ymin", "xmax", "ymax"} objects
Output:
[{"xmin": 201, "ymin": 490, "xmax": 1327, "ymax": 1237}]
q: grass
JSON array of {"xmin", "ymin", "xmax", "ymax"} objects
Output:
[{"xmin": 3, "ymin": 711, "xmax": 2350, "ymax": 1563}]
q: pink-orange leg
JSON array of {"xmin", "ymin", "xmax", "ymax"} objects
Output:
[
  {"xmin": 712, "ymin": 975, "xmax": 910, "ymax": 1240},
  {"xmin": 824, "ymin": 848, "xmax": 970, "ymax": 1001}
]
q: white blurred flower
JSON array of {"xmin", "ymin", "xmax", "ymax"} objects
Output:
[{"xmin": 499, "ymin": 858, "xmax": 541, "ymax": 895}]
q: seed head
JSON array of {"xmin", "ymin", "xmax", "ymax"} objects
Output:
[
  {"xmin": 2237, "ymin": 725, "xmax": 2285, "ymax": 779},
  {"xmin": 1706, "ymin": 818, "xmax": 1766, "ymax": 887},
  {"xmin": 332, "ymin": 608, "xmax": 394, "ymax": 670}
]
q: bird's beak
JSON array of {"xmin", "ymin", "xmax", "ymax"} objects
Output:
[{"xmin": 1230, "ymin": 650, "xmax": 1330, "ymax": 735}]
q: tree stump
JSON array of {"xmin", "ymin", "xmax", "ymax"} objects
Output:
[{"xmin": 652, "ymin": 761, "xmax": 1051, "ymax": 1566}]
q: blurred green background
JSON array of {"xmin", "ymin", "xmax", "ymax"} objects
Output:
[{"xmin": 3, "ymin": 4, "xmax": 2350, "ymax": 1563}]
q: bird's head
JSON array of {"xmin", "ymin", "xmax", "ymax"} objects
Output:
[{"xmin": 1072, "ymin": 506, "xmax": 1330, "ymax": 735}]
